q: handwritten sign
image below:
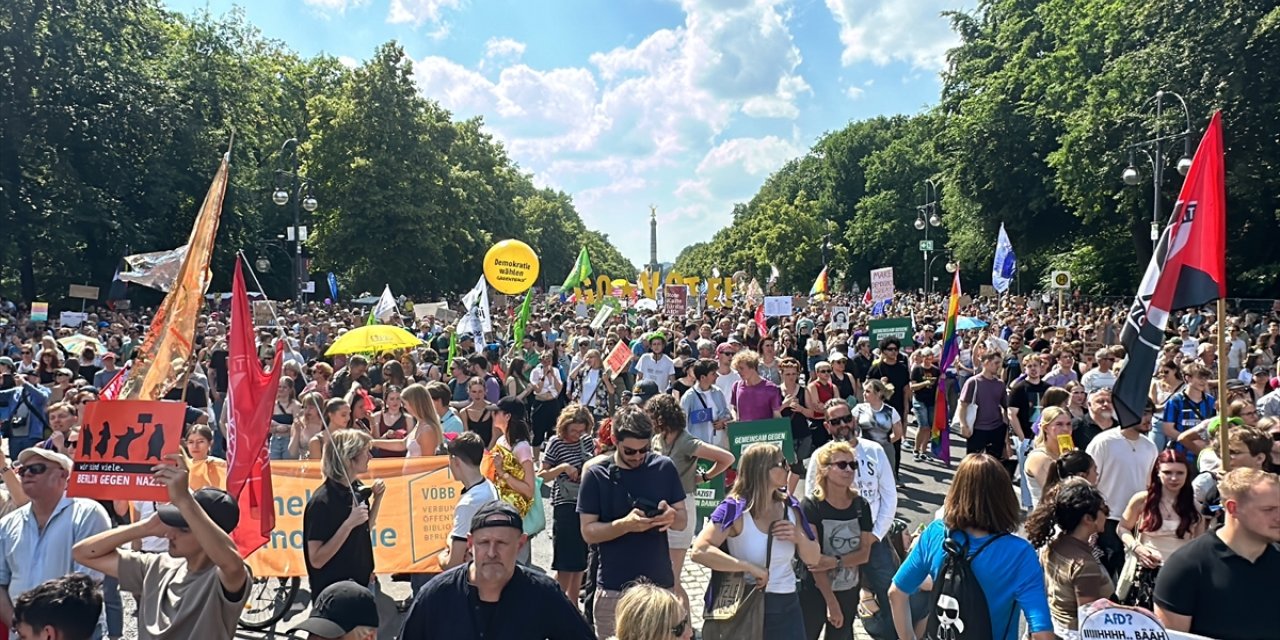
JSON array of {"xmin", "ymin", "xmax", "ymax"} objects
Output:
[
  {"xmin": 68, "ymin": 400, "xmax": 186, "ymax": 501},
  {"xmin": 604, "ymin": 340, "xmax": 633, "ymax": 377},
  {"xmin": 763, "ymin": 296, "xmax": 792, "ymax": 317},
  {"xmin": 870, "ymin": 267, "xmax": 895, "ymax": 302},
  {"xmin": 1078, "ymin": 601, "xmax": 1171, "ymax": 640}
]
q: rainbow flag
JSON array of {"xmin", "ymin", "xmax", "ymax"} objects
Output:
[
  {"xmin": 932, "ymin": 268, "xmax": 962, "ymax": 465},
  {"xmin": 809, "ymin": 266, "xmax": 828, "ymax": 298}
]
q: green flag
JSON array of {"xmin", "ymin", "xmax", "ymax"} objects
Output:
[
  {"xmin": 446, "ymin": 327, "xmax": 458, "ymax": 366},
  {"xmin": 366, "ymin": 308, "xmax": 376, "ymax": 326},
  {"xmin": 561, "ymin": 247, "xmax": 593, "ymax": 290},
  {"xmin": 513, "ymin": 289, "xmax": 532, "ymax": 343}
]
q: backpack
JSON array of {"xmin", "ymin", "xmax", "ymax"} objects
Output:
[{"xmin": 922, "ymin": 529, "xmax": 1012, "ymax": 640}]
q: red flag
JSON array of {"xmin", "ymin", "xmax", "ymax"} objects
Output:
[
  {"xmin": 1113, "ymin": 112, "xmax": 1226, "ymax": 427},
  {"xmin": 98, "ymin": 362, "xmax": 131, "ymax": 400},
  {"xmin": 226, "ymin": 257, "xmax": 284, "ymax": 557},
  {"xmin": 754, "ymin": 304, "xmax": 768, "ymax": 337},
  {"xmin": 862, "ymin": 288, "xmax": 873, "ymax": 307}
]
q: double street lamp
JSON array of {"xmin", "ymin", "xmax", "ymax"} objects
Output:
[
  {"xmin": 273, "ymin": 138, "xmax": 318, "ymax": 312},
  {"xmin": 1120, "ymin": 89, "xmax": 1193, "ymax": 250},
  {"xmin": 915, "ymin": 179, "xmax": 942, "ymax": 295}
]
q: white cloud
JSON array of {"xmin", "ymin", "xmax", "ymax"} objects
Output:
[
  {"xmin": 337, "ymin": 55, "xmax": 360, "ymax": 69},
  {"xmin": 387, "ymin": 0, "xmax": 463, "ymax": 26},
  {"xmin": 824, "ymin": 0, "xmax": 966, "ymax": 69},
  {"xmin": 845, "ymin": 86, "xmax": 865, "ymax": 100},
  {"xmin": 697, "ymin": 135, "xmax": 803, "ymax": 177},
  {"xmin": 483, "ymin": 37, "xmax": 526, "ymax": 66},
  {"xmin": 302, "ymin": 0, "xmax": 369, "ymax": 13}
]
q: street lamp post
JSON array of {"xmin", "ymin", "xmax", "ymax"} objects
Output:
[
  {"xmin": 274, "ymin": 138, "xmax": 318, "ymax": 313},
  {"xmin": 1121, "ymin": 89, "xmax": 1193, "ymax": 251},
  {"xmin": 915, "ymin": 179, "xmax": 941, "ymax": 296}
]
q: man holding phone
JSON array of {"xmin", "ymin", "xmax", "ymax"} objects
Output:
[{"xmin": 577, "ymin": 405, "xmax": 685, "ymax": 639}]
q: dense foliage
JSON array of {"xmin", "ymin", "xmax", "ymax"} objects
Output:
[
  {"xmin": 676, "ymin": 0, "xmax": 1280, "ymax": 297},
  {"xmin": 0, "ymin": 1, "xmax": 633, "ymax": 303}
]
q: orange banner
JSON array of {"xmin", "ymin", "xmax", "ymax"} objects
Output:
[
  {"xmin": 245, "ymin": 457, "xmax": 463, "ymax": 577},
  {"xmin": 68, "ymin": 400, "xmax": 186, "ymax": 502}
]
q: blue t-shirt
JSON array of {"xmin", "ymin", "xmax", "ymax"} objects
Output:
[
  {"xmin": 577, "ymin": 453, "xmax": 686, "ymax": 591},
  {"xmin": 892, "ymin": 520, "xmax": 1052, "ymax": 640}
]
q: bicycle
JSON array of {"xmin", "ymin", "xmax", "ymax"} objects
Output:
[{"xmin": 239, "ymin": 575, "xmax": 301, "ymax": 630}]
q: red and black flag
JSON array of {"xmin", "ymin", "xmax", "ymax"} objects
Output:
[{"xmin": 1113, "ymin": 112, "xmax": 1227, "ymax": 428}]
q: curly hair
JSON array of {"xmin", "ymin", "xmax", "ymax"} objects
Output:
[
  {"xmin": 1025, "ymin": 478, "xmax": 1108, "ymax": 549},
  {"xmin": 646, "ymin": 394, "xmax": 686, "ymax": 438}
]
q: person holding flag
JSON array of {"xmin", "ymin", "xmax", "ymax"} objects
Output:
[{"xmin": 992, "ymin": 222, "xmax": 1016, "ymax": 294}]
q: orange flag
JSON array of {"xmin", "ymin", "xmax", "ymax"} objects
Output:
[{"xmin": 121, "ymin": 152, "xmax": 230, "ymax": 400}]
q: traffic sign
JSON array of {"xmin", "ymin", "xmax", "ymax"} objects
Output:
[
  {"xmin": 1051, "ymin": 270, "xmax": 1071, "ymax": 289},
  {"xmin": 919, "ymin": 240, "xmax": 934, "ymax": 252}
]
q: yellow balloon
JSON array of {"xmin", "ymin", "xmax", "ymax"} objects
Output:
[{"xmin": 483, "ymin": 239, "xmax": 540, "ymax": 294}]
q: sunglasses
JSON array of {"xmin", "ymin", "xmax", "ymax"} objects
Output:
[
  {"xmin": 1271, "ymin": 432, "xmax": 1280, "ymax": 442},
  {"xmin": 672, "ymin": 616, "xmax": 691, "ymax": 636},
  {"xmin": 772, "ymin": 459, "xmax": 789, "ymax": 469},
  {"xmin": 825, "ymin": 460, "xmax": 857, "ymax": 471},
  {"xmin": 622, "ymin": 444, "xmax": 651, "ymax": 456},
  {"xmin": 883, "ymin": 346, "xmax": 899, "ymax": 352},
  {"xmin": 827, "ymin": 415, "xmax": 853, "ymax": 425},
  {"xmin": 816, "ymin": 369, "xmax": 832, "ymax": 374},
  {"xmin": 18, "ymin": 463, "xmax": 50, "ymax": 477}
]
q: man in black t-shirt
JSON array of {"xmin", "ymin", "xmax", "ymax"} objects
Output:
[
  {"xmin": 867, "ymin": 337, "xmax": 911, "ymax": 476},
  {"xmin": 1154, "ymin": 469, "xmax": 1280, "ymax": 639},
  {"xmin": 1007, "ymin": 353, "xmax": 1050, "ymax": 509},
  {"xmin": 1070, "ymin": 388, "xmax": 1116, "ymax": 451}
]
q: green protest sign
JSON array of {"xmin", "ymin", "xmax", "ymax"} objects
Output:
[
  {"xmin": 727, "ymin": 418, "xmax": 795, "ymax": 466},
  {"xmin": 868, "ymin": 317, "xmax": 915, "ymax": 346},
  {"xmin": 694, "ymin": 460, "xmax": 725, "ymax": 536}
]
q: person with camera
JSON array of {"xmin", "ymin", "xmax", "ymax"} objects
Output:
[
  {"xmin": 0, "ymin": 372, "xmax": 50, "ymax": 456},
  {"xmin": 577, "ymin": 405, "xmax": 686, "ymax": 639}
]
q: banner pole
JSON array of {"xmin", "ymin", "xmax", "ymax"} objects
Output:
[{"xmin": 1216, "ymin": 298, "xmax": 1231, "ymax": 471}]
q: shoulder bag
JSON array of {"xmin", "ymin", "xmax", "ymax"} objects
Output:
[{"xmin": 701, "ymin": 509, "xmax": 777, "ymax": 640}]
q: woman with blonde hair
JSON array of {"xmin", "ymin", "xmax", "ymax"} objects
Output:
[
  {"xmin": 371, "ymin": 383, "xmax": 443, "ymax": 457},
  {"xmin": 303, "ymin": 429, "xmax": 385, "ymax": 596},
  {"xmin": 799, "ymin": 441, "xmax": 876, "ymax": 640},
  {"xmin": 692, "ymin": 443, "xmax": 820, "ymax": 640},
  {"xmin": 611, "ymin": 582, "xmax": 692, "ymax": 640},
  {"xmin": 850, "ymin": 378, "xmax": 903, "ymax": 466},
  {"xmin": 1025, "ymin": 405, "xmax": 1073, "ymax": 507},
  {"xmin": 289, "ymin": 391, "xmax": 327, "ymax": 459}
]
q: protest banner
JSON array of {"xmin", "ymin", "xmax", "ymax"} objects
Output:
[
  {"xmin": 68, "ymin": 400, "xmax": 186, "ymax": 501},
  {"xmin": 663, "ymin": 285, "xmax": 688, "ymax": 317},
  {"xmin": 1077, "ymin": 601, "xmax": 1177, "ymax": 640},
  {"xmin": 868, "ymin": 317, "xmax": 916, "ymax": 347},
  {"xmin": 830, "ymin": 306, "xmax": 850, "ymax": 330},
  {"xmin": 604, "ymin": 340, "xmax": 633, "ymax": 377},
  {"xmin": 59, "ymin": 311, "xmax": 88, "ymax": 328},
  {"xmin": 727, "ymin": 418, "xmax": 795, "ymax": 465},
  {"xmin": 763, "ymin": 296, "xmax": 792, "ymax": 317},
  {"xmin": 870, "ymin": 267, "xmax": 895, "ymax": 301},
  {"xmin": 245, "ymin": 457, "xmax": 462, "ymax": 577},
  {"xmin": 590, "ymin": 304, "xmax": 614, "ymax": 330},
  {"xmin": 252, "ymin": 300, "xmax": 276, "ymax": 327},
  {"xmin": 30, "ymin": 302, "xmax": 48, "ymax": 322},
  {"xmin": 693, "ymin": 460, "xmax": 725, "ymax": 536}
]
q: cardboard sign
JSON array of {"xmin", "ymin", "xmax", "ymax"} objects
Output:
[
  {"xmin": 830, "ymin": 306, "xmax": 850, "ymax": 330},
  {"xmin": 252, "ymin": 300, "xmax": 276, "ymax": 327},
  {"xmin": 868, "ymin": 317, "xmax": 916, "ymax": 347},
  {"xmin": 68, "ymin": 284, "xmax": 100, "ymax": 299},
  {"xmin": 59, "ymin": 311, "xmax": 88, "ymax": 328},
  {"xmin": 68, "ymin": 400, "xmax": 186, "ymax": 501},
  {"xmin": 663, "ymin": 285, "xmax": 689, "ymax": 317},
  {"xmin": 728, "ymin": 418, "xmax": 795, "ymax": 465},
  {"xmin": 30, "ymin": 302, "xmax": 48, "ymax": 322},
  {"xmin": 590, "ymin": 304, "xmax": 614, "ymax": 330},
  {"xmin": 246, "ymin": 458, "xmax": 462, "ymax": 577},
  {"xmin": 604, "ymin": 340, "xmax": 634, "ymax": 377},
  {"xmin": 979, "ymin": 284, "xmax": 998, "ymax": 298},
  {"xmin": 763, "ymin": 296, "xmax": 792, "ymax": 317},
  {"xmin": 870, "ymin": 267, "xmax": 895, "ymax": 302}
]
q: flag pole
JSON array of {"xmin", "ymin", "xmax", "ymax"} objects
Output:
[{"xmin": 1215, "ymin": 300, "xmax": 1230, "ymax": 470}]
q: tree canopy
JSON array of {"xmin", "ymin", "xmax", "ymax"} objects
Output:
[
  {"xmin": 0, "ymin": 2, "xmax": 633, "ymax": 303},
  {"xmin": 676, "ymin": 0, "xmax": 1280, "ymax": 298}
]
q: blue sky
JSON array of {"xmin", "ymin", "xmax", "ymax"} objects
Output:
[{"xmin": 166, "ymin": 0, "xmax": 969, "ymax": 269}]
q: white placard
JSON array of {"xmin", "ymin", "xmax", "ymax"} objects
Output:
[
  {"xmin": 590, "ymin": 304, "xmax": 614, "ymax": 329},
  {"xmin": 763, "ymin": 296, "xmax": 792, "ymax": 317},
  {"xmin": 1078, "ymin": 602, "xmax": 1175, "ymax": 640},
  {"xmin": 830, "ymin": 306, "xmax": 850, "ymax": 330},
  {"xmin": 870, "ymin": 267, "xmax": 895, "ymax": 302},
  {"xmin": 574, "ymin": 302, "xmax": 589, "ymax": 318},
  {"xmin": 59, "ymin": 311, "xmax": 88, "ymax": 328}
]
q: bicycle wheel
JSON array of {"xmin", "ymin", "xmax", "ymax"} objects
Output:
[{"xmin": 239, "ymin": 576, "xmax": 301, "ymax": 630}]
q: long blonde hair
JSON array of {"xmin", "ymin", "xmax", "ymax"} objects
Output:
[
  {"xmin": 812, "ymin": 441, "xmax": 859, "ymax": 502},
  {"xmin": 729, "ymin": 443, "xmax": 786, "ymax": 520},
  {"xmin": 613, "ymin": 583, "xmax": 687, "ymax": 640},
  {"xmin": 402, "ymin": 383, "xmax": 443, "ymax": 450}
]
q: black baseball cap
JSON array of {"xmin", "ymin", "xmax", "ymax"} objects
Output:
[
  {"xmin": 630, "ymin": 379, "xmax": 660, "ymax": 404},
  {"xmin": 290, "ymin": 581, "xmax": 379, "ymax": 637},
  {"xmin": 156, "ymin": 487, "xmax": 240, "ymax": 533},
  {"xmin": 470, "ymin": 501, "xmax": 523, "ymax": 533}
]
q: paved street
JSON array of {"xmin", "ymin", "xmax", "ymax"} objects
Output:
[{"xmin": 119, "ymin": 430, "xmax": 958, "ymax": 639}]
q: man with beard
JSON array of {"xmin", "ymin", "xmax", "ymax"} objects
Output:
[
  {"xmin": 1072, "ymin": 388, "xmax": 1118, "ymax": 451},
  {"xmin": 1086, "ymin": 399, "xmax": 1159, "ymax": 578},
  {"xmin": 803, "ymin": 399, "xmax": 898, "ymax": 638},
  {"xmin": 399, "ymin": 502, "xmax": 594, "ymax": 640}
]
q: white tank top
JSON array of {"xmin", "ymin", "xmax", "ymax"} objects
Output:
[{"xmin": 726, "ymin": 508, "xmax": 797, "ymax": 594}]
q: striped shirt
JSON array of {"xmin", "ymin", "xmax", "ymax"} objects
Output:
[{"xmin": 542, "ymin": 435, "xmax": 595, "ymax": 506}]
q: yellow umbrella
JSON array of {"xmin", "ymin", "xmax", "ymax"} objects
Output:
[{"xmin": 324, "ymin": 325, "xmax": 423, "ymax": 356}]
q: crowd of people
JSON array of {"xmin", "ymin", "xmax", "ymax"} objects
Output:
[{"xmin": 0, "ymin": 287, "xmax": 1277, "ymax": 639}]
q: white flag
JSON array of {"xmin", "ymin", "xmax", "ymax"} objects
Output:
[
  {"xmin": 460, "ymin": 275, "xmax": 492, "ymax": 339},
  {"xmin": 373, "ymin": 284, "xmax": 398, "ymax": 322},
  {"xmin": 769, "ymin": 264, "xmax": 780, "ymax": 285}
]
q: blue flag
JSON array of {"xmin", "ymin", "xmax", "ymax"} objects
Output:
[
  {"xmin": 872, "ymin": 300, "xmax": 887, "ymax": 317},
  {"xmin": 992, "ymin": 223, "xmax": 1016, "ymax": 294},
  {"xmin": 327, "ymin": 272, "xmax": 339, "ymax": 301}
]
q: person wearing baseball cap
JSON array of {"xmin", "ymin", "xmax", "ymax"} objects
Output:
[
  {"xmin": 398, "ymin": 501, "xmax": 595, "ymax": 640},
  {"xmin": 291, "ymin": 581, "xmax": 378, "ymax": 640},
  {"xmin": 73, "ymin": 453, "xmax": 252, "ymax": 640}
]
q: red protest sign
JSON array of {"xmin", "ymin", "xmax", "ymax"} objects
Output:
[
  {"xmin": 68, "ymin": 400, "xmax": 186, "ymax": 501},
  {"xmin": 605, "ymin": 340, "xmax": 633, "ymax": 378}
]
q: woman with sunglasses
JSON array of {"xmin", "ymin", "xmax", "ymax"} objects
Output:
[
  {"xmin": 1026, "ymin": 479, "xmax": 1113, "ymax": 636},
  {"xmin": 692, "ymin": 443, "xmax": 820, "ymax": 640},
  {"xmin": 799, "ymin": 441, "xmax": 875, "ymax": 640},
  {"xmin": 611, "ymin": 582, "xmax": 692, "ymax": 640},
  {"xmin": 1149, "ymin": 361, "xmax": 1185, "ymax": 414},
  {"xmin": 805, "ymin": 361, "xmax": 839, "ymax": 448}
]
